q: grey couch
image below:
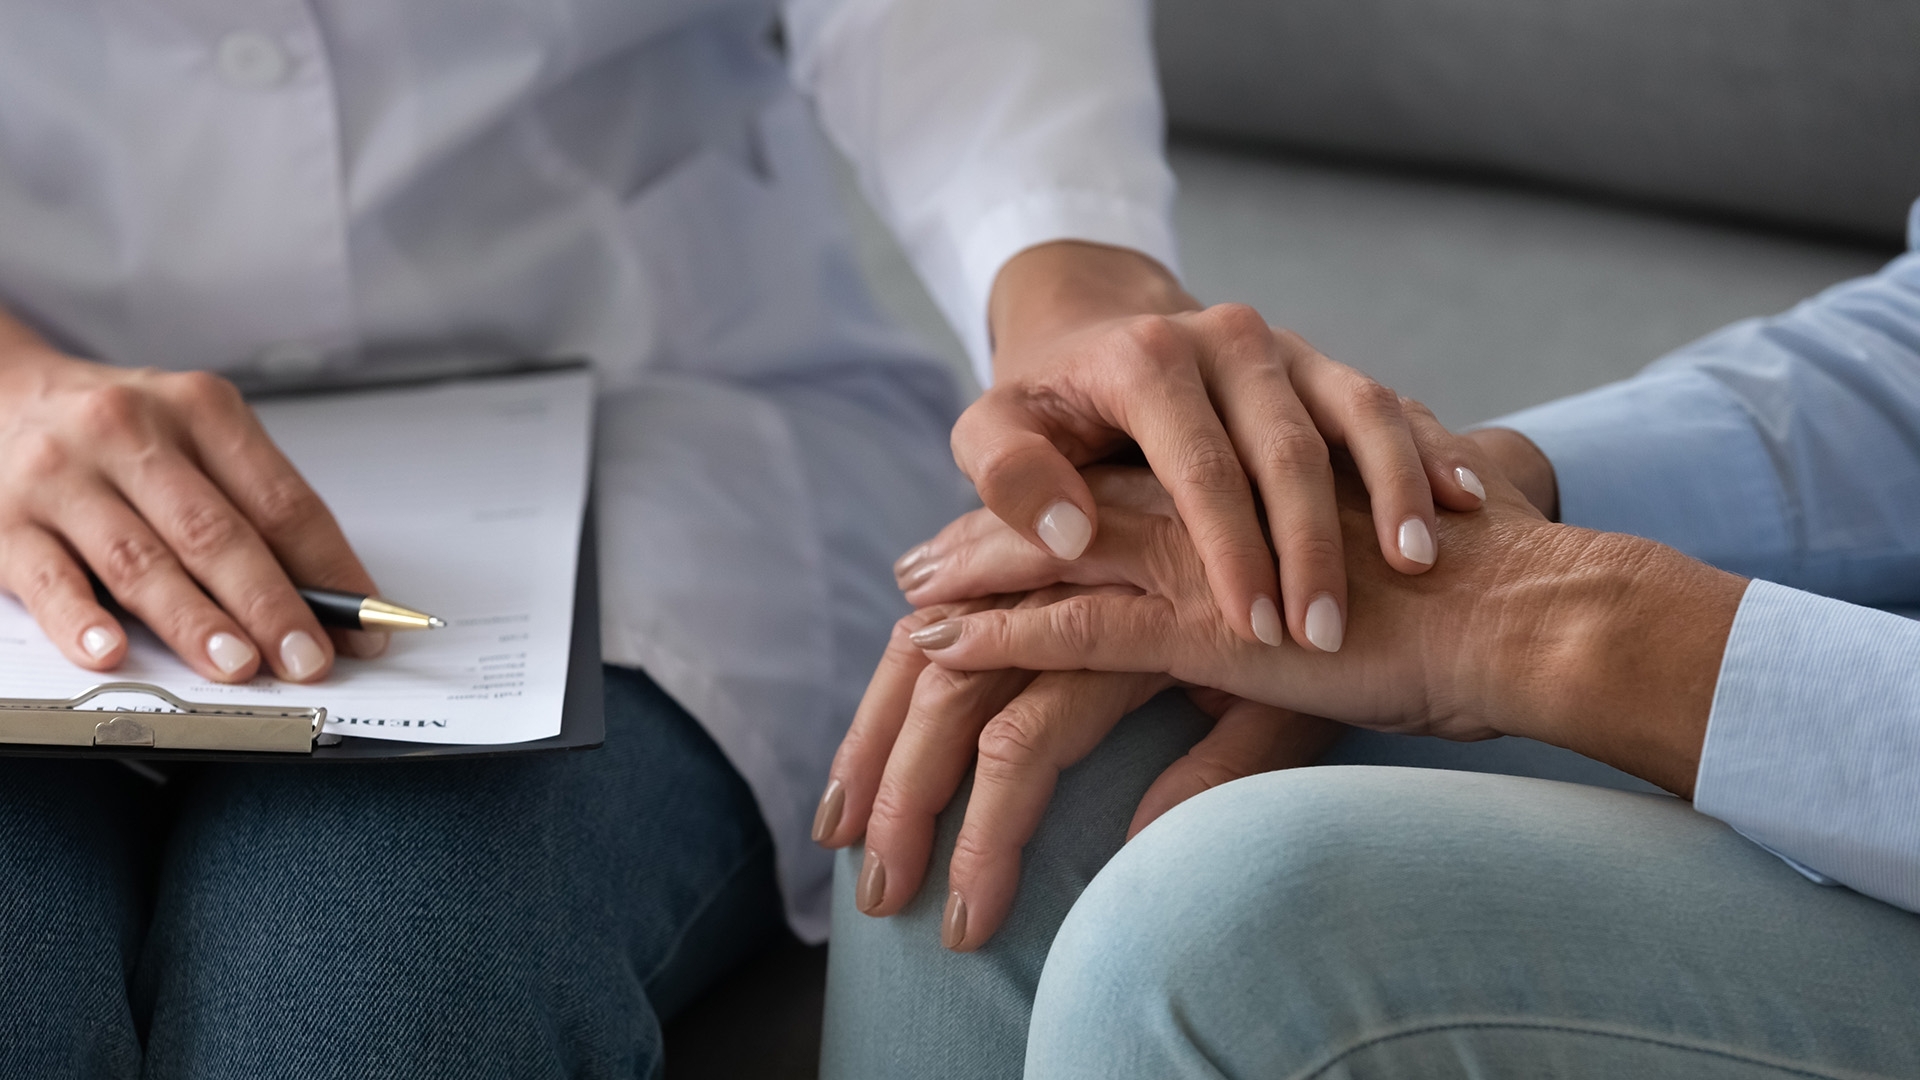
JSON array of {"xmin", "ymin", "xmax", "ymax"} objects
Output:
[{"xmin": 664, "ymin": 3, "xmax": 1917, "ymax": 1075}]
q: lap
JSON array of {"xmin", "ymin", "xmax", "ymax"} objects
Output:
[
  {"xmin": 0, "ymin": 666, "xmax": 779, "ymax": 1080},
  {"xmin": 1029, "ymin": 766, "xmax": 1920, "ymax": 1079}
]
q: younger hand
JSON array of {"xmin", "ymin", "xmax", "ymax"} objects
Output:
[{"xmin": 0, "ymin": 340, "xmax": 383, "ymax": 682}]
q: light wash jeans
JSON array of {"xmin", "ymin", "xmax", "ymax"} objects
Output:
[
  {"xmin": 822, "ymin": 692, "xmax": 1920, "ymax": 1078},
  {"xmin": 0, "ymin": 666, "xmax": 783, "ymax": 1079}
]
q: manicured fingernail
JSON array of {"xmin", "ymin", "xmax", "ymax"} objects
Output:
[
  {"xmin": 345, "ymin": 630, "xmax": 390, "ymax": 659},
  {"xmin": 1398, "ymin": 517, "xmax": 1436, "ymax": 566},
  {"xmin": 1455, "ymin": 466, "xmax": 1486, "ymax": 502},
  {"xmin": 1305, "ymin": 593, "xmax": 1344, "ymax": 653},
  {"xmin": 909, "ymin": 620, "xmax": 961, "ymax": 650},
  {"xmin": 901, "ymin": 561, "xmax": 939, "ymax": 591},
  {"xmin": 81, "ymin": 626, "xmax": 118, "ymax": 660},
  {"xmin": 811, "ymin": 779, "xmax": 845, "ymax": 844},
  {"xmin": 942, "ymin": 891, "xmax": 969, "ymax": 950},
  {"xmin": 206, "ymin": 632, "xmax": 256, "ymax": 676},
  {"xmin": 893, "ymin": 544, "xmax": 934, "ymax": 579},
  {"xmin": 1035, "ymin": 500, "xmax": 1092, "ymax": 560},
  {"xmin": 857, "ymin": 850, "xmax": 887, "ymax": 914},
  {"xmin": 1250, "ymin": 595, "xmax": 1283, "ymax": 647},
  {"xmin": 279, "ymin": 630, "xmax": 326, "ymax": 681}
]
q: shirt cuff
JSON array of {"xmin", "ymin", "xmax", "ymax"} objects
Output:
[
  {"xmin": 1694, "ymin": 580, "xmax": 1920, "ymax": 913},
  {"xmin": 943, "ymin": 191, "xmax": 1180, "ymax": 387},
  {"xmin": 1487, "ymin": 367, "xmax": 1790, "ymax": 565}
]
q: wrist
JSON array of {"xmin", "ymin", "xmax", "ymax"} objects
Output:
[
  {"xmin": 987, "ymin": 241, "xmax": 1197, "ymax": 379},
  {"xmin": 1468, "ymin": 525, "xmax": 1744, "ymax": 796}
]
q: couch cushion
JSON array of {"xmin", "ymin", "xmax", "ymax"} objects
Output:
[{"xmin": 1154, "ymin": 0, "xmax": 1920, "ymax": 242}]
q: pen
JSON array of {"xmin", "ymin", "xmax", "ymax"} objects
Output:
[{"xmin": 298, "ymin": 588, "xmax": 448, "ymax": 632}]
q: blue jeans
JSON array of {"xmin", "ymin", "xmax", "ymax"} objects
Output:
[
  {"xmin": 0, "ymin": 665, "xmax": 781, "ymax": 1079},
  {"xmin": 822, "ymin": 693, "xmax": 1920, "ymax": 1078}
]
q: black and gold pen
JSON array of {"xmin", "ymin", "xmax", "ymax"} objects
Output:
[{"xmin": 298, "ymin": 588, "xmax": 448, "ymax": 632}]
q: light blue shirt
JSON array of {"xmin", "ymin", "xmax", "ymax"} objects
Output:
[{"xmin": 1494, "ymin": 198, "xmax": 1920, "ymax": 915}]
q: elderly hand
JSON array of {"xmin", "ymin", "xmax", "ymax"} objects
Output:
[
  {"xmin": 813, "ymin": 581, "xmax": 1337, "ymax": 951},
  {"xmin": 0, "ymin": 322, "xmax": 382, "ymax": 683},
  {"xmin": 952, "ymin": 241, "xmax": 1487, "ymax": 655},
  {"xmin": 907, "ymin": 433, "xmax": 1749, "ymax": 798}
]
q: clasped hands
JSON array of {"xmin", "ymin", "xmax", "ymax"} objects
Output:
[{"xmin": 818, "ymin": 410, "xmax": 1746, "ymax": 952}]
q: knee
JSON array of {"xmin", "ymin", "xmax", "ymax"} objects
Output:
[{"xmin": 1026, "ymin": 766, "xmax": 1689, "ymax": 1076}]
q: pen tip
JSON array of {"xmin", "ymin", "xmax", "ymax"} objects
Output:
[{"xmin": 429, "ymin": 617, "xmax": 448, "ymax": 629}]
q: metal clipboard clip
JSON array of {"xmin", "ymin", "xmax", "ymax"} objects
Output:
[{"xmin": 0, "ymin": 682, "xmax": 325, "ymax": 754}]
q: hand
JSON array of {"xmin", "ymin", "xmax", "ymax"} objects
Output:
[
  {"xmin": 951, "ymin": 240, "xmax": 1487, "ymax": 654},
  {"xmin": 0, "ymin": 332, "xmax": 383, "ymax": 683},
  {"xmin": 813, "ymin": 589, "xmax": 1337, "ymax": 951},
  {"xmin": 905, "ymin": 447, "xmax": 1748, "ymax": 798}
]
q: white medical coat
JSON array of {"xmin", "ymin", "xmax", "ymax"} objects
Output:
[{"xmin": 0, "ymin": 0, "xmax": 1179, "ymax": 939}]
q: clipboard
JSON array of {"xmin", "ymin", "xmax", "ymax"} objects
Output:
[{"xmin": 0, "ymin": 365, "xmax": 607, "ymax": 764}]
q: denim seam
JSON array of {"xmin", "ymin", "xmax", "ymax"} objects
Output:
[
  {"xmin": 636, "ymin": 833, "xmax": 774, "ymax": 992},
  {"xmin": 1291, "ymin": 1017, "xmax": 1894, "ymax": 1080}
]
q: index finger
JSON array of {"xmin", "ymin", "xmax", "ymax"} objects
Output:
[{"xmin": 169, "ymin": 373, "xmax": 384, "ymax": 654}]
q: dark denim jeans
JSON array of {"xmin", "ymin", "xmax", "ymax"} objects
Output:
[{"xmin": 0, "ymin": 666, "xmax": 782, "ymax": 1079}]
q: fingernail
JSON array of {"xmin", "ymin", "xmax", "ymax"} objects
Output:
[
  {"xmin": 1035, "ymin": 500, "xmax": 1092, "ymax": 560},
  {"xmin": 1455, "ymin": 466, "xmax": 1486, "ymax": 501},
  {"xmin": 1250, "ymin": 595, "xmax": 1283, "ymax": 647},
  {"xmin": 345, "ymin": 630, "xmax": 390, "ymax": 659},
  {"xmin": 206, "ymin": 632, "xmax": 256, "ymax": 677},
  {"xmin": 901, "ymin": 560, "xmax": 939, "ymax": 591},
  {"xmin": 1305, "ymin": 593, "xmax": 1344, "ymax": 653},
  {"xmin": 1398, "ymin": 517, "xmax": 1436, "ymax": 566},
  {"xmin": 856, "ymin": 850, "xmax": 887, "ymax": 914},
  {"xmin": 811, "ymin": 779, "xmax": 845, "ymax": 844},
  {"xmin": 893, "ymin": 544, "xmax": 934, "ymax": 578},
  {"xmin": 909, "ymin": 620, "xmax": 961, "ymax": 650},
  {"xmin": 942, "ymin": 891, "xmax": 968, "ymax": 950},
  {"xmin": 81, "ymin": 626, "xmax": 118, "ymax": 660},
  {"xmin": 279, "ymin": 630, "xmax": 326, "ymax": 681}
]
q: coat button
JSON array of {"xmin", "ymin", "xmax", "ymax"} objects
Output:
[{"xmin": 216, "ymin": 30, "xmax": 291, "ymax": 89}]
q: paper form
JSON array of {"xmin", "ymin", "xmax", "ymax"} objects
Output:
[{"xmin": 0, "ymin": 369, "xmax": 593, "ymax": 745}]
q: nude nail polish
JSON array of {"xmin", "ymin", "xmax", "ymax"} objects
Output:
[
  {"xmin": 1035, "ymin": 500, "xmax": 1092, "ymax": 560},
  {"xmin": 279, "ymin": 630, "xmax": 326, "ymax": 681},
  {"xmin": 1455, "ymin": 466, "xmax": 1486, "ymax": 501},
  {"xmin": 811, "ymin": 779, "xmax": 845, "ymax": 844},
  {"xmin": 857, "ymin": 850, "xmax": 887, "ymax": 914},
  {"xmin": 893, "ymin": 544, "xmax": 934, "ymax": 579},
  {"xmin": 206, "ymin": 632, "xmax": 256, "ymax": 676},
  {"xmin": 81, "ymin": 626, "xmax": 117, "ymax": 660},
  {"xmin": 1398, "ymin": 517, "xmax": 1436, "ymax": 566},
  {"xmin": 1305, "ymin": 594, "xmax": 1344, "ymax": 653},
  {"xmin": 1250, "ymin": 596, "xmax": 1283, "ymax": 647},
  {"xmin": 942, "ymin": 891, "xmax": 968, "ymax": 950},
  {"xmin": 901, "ymin": 560, "xmax": 939, "ymax": 591},
  {"xmin": 909, "ymin": 620, "xmax": 961, "ymax": 650}
]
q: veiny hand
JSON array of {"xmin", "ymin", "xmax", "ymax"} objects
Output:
[
  {"xmin": 0, "ymin": 335, "xmax": 383, "ymax": 683},
  {"xmin": 953, "ymin": 241, "xmax": 1487, "ymax": 655},
  {"xmin": 906, "ymin": 444, "xmax": 1748, "ymax": 797},
  {"xmin": 813, "ymin": 587, "xmax": 1336, "ymax": 951}
]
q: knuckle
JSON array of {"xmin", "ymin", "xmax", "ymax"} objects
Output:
[
  {"xmin": 1119, "ymin": 314, "xmax": 1183, "ymax": 363},
  {"xmin": 976, "ymin": 711, "xmax": 1047, "ymax": 771},
  {"xmin": 249, "ymin": 474, "xmax": 324, "ymax": 537},
  {"xmin": 1206, "ymin": 302, "xmax": 1269, "ymax": 339},
  {"xmin": 1263, "ymin": 425, "xmax": 1331, "ymax": 474},
  {"xmin": 914, "ymin": 662, "xmax": 978, "ymax": 706},
  {"xmin": 1398, "ymin": 394, "xmax": 1438, "ymax": 422},
  {"xmin": 229, "ymin": 584, "xmax": 286, "ymax": 630},
  {"xmin": 1346, "ymin": 375, "xmax": 1403, "ymax": 420},
  {"xmin": 1046, "ymin": 595, "xmax": 1101, "ymax": 650},
  {"xmin": 74, "ymin": 384, "xmax": 145, "ymax": 439},
  {"xmin": 16, "ymin": 559, "xmax": 66, "ymax": 611},
  {"xmin": 169, "ymin": 370, "xmax": 243, "ymax": 413},
  {"xmin": 98, "ymin": 533, "xmax": 170, "ymax": 591},
  {"xmin": 11, "ymin": 431, "xmax": 68, "ymax": 482},
  {"xmin": 1175, "ymin": 436, "xmax": 1247, "ymax": 496},
  {"xmin": 949, "ymin": 828, "xmax": 1008, "ymax": 868},
  {"xmin": 170, "ymin": 501, "xmax": 244, "ymax": 561},
  {"xmin": 1276, "ymin": 527, "xmax": 1344, "ymax": 571}
]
